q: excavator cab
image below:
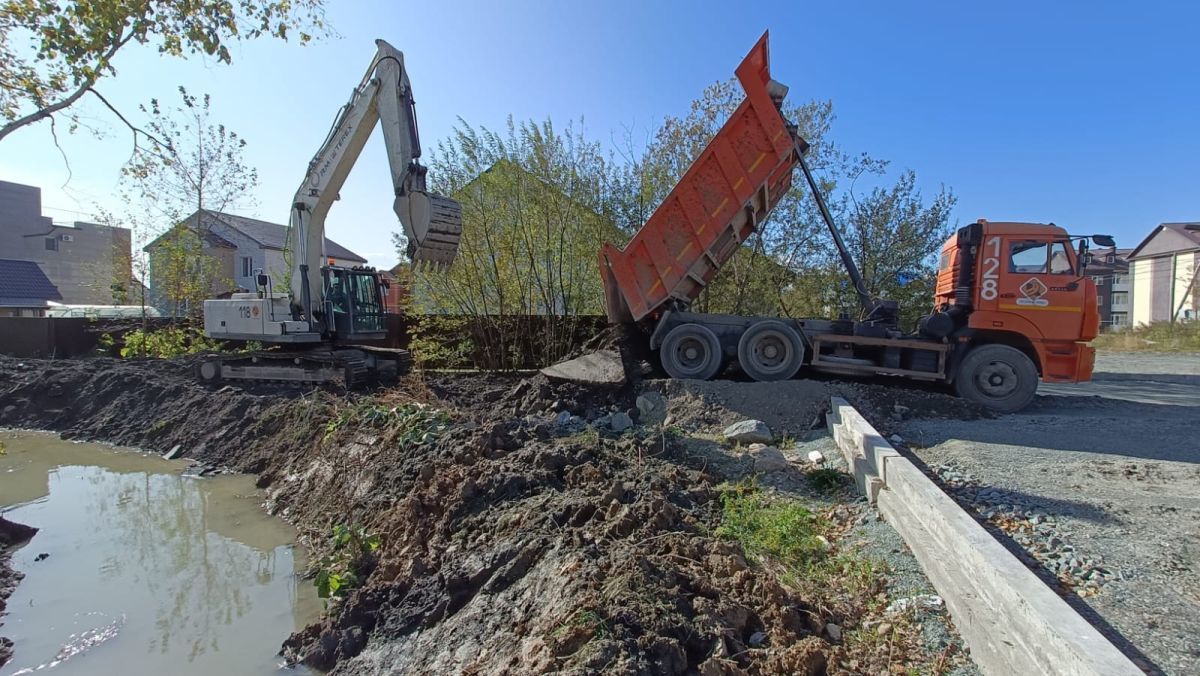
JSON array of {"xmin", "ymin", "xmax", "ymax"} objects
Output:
[{"xmin": 322, "ymin": 266, "xmax": 388, "ymax": 340}]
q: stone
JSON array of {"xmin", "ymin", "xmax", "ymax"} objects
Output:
[
  {"xmin": 610, "ymin": 412, "xmax": 633, "ymax": 433},
  {"xmin": 751, "ymin": 446, "xmax": 789, "ymax": 473},
  {"xmin": 541, "ymin": 350, "xmax": 626, "ymax": 387},
  {"xmin": 807, "ymin": 450, "xmax": 825, "ymax": 464},
  {"xmin": 635, "ymin": 392, "xmax": 667, "ymax": 425},
  {"xmin": 723, "ymin": 420, "xmax": 772, "ymax": 444},
  {"xmin": 825, "ymin": 623, "xmax": 842, "ymax": 641},
  {"xmin": 747, "ymin": 631, "xmax": 767, "ymax": 647},
  {"xmin": 893, "ymin": 404, "xmax": 910, "ymax": 415},
  {"xmin": 162, "ymin": 444, "xmax": 183, "ymax": 460},
  {"xmin": 876, "ymin": 622, "xmax": 893, "ymax": 636},
  {"xmin": 888, "ymin": 434, "xmax": 904, "ymax": 445}
]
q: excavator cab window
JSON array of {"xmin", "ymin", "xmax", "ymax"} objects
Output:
[
  {"xmin": 348, "ymin": 271, "xmax": 385, "ymax": 333},
  {"xmin": 322, "ymin": 267, "xmax": 386, "ymax": 337}
]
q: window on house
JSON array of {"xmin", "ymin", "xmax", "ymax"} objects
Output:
[
  {"xmin": 1113, "ymin": 274, "xmax": 1129, "ymax": 286},
  {"xmin": 45, "ymin": 237, "xmax": 58, "ymax": 251},
  {"xmin": 241, "ymin": 256, "xmax": 253, "ymax": 278},
  {"xmin": 1112, "ymin": 292, "xmax": 1128, "ymax": 306},
  {"xmin": 1097, "ymin": 295, "xmax": 1104, "ymax": 306},
  {"xmin": 1111, "ymin": 312, "xmax": 1129, "ymax": 327}
]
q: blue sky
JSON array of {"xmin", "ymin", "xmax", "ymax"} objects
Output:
[{"xmin": 1, "ymin": 1, "xmax": 1197, "ymax": 269}]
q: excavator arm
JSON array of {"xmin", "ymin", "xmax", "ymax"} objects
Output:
[{"xmin": 290, "ymin": 39, "xmax": 462, "ymax": 322}]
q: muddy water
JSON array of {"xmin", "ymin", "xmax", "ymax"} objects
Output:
[{"xmin": 0, "ymin": 432, "xmax": 321, "ymax": 675}]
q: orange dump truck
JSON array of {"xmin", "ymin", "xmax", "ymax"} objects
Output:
[{"xmin": 599, "ymin": 32, "xmax": 1110, "ymax": 412}]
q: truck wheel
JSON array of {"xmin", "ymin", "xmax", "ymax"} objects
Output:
[
  {"xmin": 660, "ymin": 323, "xmax": 724, "ymax": 380},
  {"xmin": 737, "ymin": 320, "xmax": 804, "ymax": 381},
  {"xmin": 954, "ymin": 344, "xmax": 1038, "ymax": 413}
]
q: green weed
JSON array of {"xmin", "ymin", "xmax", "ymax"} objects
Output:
[
  {"xmin": 323, "ymin": 399, "xmax": 450, "ymax": 445},
  {"xmin": 313, "ymin": 524, "xmax": 381, "ymax": 600},
  {"xmin": 807, "ymin": 467, "xmax": 849, "ymax": 493},
  {"xmin": 715, "ymin": 481, "xmax": 828, "ymax": 566}
]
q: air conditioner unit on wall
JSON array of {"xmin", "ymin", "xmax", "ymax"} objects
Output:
[{"xmin": 60, "ymin": 234, "xmax": 74, "ymax": 242}]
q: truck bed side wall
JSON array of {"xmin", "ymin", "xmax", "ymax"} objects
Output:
[{"xmin": 599, "ymin": 33, "xmax": 797, "ymax": 323}]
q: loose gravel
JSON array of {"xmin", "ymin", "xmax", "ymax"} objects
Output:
[{"xmin": 885, "ymin": 351, "xmax": 1200, "ymax": 675}]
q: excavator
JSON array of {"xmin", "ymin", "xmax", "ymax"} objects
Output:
[{"xmin": 199, "ymin": 39, "xmax": 461, "ymax": 385}]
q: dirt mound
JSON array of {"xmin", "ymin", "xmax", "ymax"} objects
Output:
[
  {"xmin": 0, "ymin": 356, "xmax": 972, "ymax": 673},
  {"xmin": 281, "ymin": 429, "xmax": 830, "ymax": 674},
  {"xmin": 1, "ymin": 516, "xmax": 38, "ymax": 668},
  {"xmin": 0, "ymin": 357, "xmax": 309, "ymax": 471},
  {"xmin": 649, "ymin": 375, "xmax": 989, "ymax": 440}
]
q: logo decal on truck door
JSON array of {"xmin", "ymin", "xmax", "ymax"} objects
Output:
[{"xmin": 1017, "ymin": 277, "xmax": 1050, "ymax": 306}]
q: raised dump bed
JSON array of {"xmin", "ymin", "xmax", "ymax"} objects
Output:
[{"xmin": 599, "ymin": 32, "xmax": 798, "ymax": 323}]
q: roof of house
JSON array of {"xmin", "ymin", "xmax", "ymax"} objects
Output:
[
  {"xmin": 203, "ymin": 210, "xmax": 367, "ymax": 262},
  {"xmin": 1127, "ymin": 222, "xmax": 1200, "ymax": 260},
  {"xmin": 0, "ymin": 258, "xmax": 63, "ymax": 306}
]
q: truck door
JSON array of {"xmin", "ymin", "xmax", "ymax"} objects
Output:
[{"xmin": 982, "ymin": 236, "xmax": 1084, "ymax": 341}]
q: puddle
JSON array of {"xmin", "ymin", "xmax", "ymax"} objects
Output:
[{"xmin": 0, "ymin": 432, "xmax": 321, "ymax": 675}]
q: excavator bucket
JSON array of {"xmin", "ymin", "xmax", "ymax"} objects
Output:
[{"xmin": 398, "ymin": 190, "xmax": 463, "ymax": 268}]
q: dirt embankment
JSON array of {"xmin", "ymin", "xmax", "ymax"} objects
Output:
[
  {"xmin": 0, "ymin": 516, "xmax": 37, "ymax": 667},
  {"xmin": 0, "ymin": 356, "xmax": 980, "ymax": 673}
]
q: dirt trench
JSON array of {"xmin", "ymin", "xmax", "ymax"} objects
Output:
[{"xmin": 0, "ymin": 356, "xmax": 980, "ymax": 674}]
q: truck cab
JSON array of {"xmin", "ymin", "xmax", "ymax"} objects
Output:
[{"xmin": 934, "ymin": 220, "xmax": 1102, "ymax": 394}]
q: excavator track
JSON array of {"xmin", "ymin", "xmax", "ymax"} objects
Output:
[{"xmin": 196, "ymin": 346, "xmax": 411, "ymax": 387}]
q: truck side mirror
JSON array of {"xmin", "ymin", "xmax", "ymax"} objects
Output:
[{"xmin": 1092, "ymin": 234, "xmax": 1116, "ymax": 247}]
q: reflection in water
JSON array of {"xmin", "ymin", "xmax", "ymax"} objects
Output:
[{"xmin": 0, "ymin": 432, "xmax": 321, "ymax": 676}]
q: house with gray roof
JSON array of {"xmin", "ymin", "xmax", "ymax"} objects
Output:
[
  {"xmin": 1127, "ymin": 222, "xmax": 1200, "ymax": 325},
  {"xmin": 0, "ymin": 258, "xmax": 63, "ymax": 317},
  {"xmin": 144, "ymin": 209, "xmax": 367, "ymax": 315}
]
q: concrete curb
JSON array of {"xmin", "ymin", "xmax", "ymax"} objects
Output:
[{"xmin": 826, "ymin": 397, "xmax": 1141, "ymax": 676}]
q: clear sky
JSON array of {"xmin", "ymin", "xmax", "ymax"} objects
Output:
[{"xmin": 1, "ymin": 0, "xmax": 1197, "ymax": 269}]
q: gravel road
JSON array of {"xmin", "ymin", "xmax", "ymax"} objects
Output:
[{"xmin": 893, "ymin": 352, "xmax": 1200, "ymax": 675}]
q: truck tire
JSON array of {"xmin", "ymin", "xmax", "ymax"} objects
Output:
[
  {"xmin": 954, "ymin": 344, "xmax": 1038, "ymax": 413},
  {"xmin": 660, "ymin": 323, "xmax": 724, "ymax": 381},
  {"xmin": 737, "ymin": 320, "xmax": 804, "ymax": 381}
]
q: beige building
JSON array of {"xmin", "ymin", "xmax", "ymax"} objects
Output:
[
  {"xmin": 1127, "ymin": 222, "xmax": 1200, "ymax": 326},
  {"xmin": 0, "ymin": 180, "xmax": 133, "ymax": 304}
]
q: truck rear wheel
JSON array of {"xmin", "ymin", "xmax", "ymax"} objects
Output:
[
  {"xmin": 660, "ymin": 323, "xmax": 724, "ymax": 381},
  {"xmin": 737, "ymin": 320, "xmax": 804, "ymax": 381},
  {"xmin": 954, "ymin": 344, "xmax": 1038, "ymax": 413}
]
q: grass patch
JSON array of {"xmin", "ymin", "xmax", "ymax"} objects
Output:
[
  {"xmin": 1091, "ymin": 321, "xmax": 1200, "ymax": 352},
  {"xmin": 715, "ymin": 481, "xmax": 829, "ymax": 566},
  {"xmin": 323, "ymin": 398, "xmax": 450, "ymax": 445},
  {"xmin": 807, "ymin": 467, "xmax": 850, "ymax": 493},
  {"xmin": 715, "ymin": 480, "xmax": 881, "ymax": 606}
]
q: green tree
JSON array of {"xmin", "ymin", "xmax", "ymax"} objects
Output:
[
  {"xmin": 0, "ymin": 0, "xmax": 327, "ymax": 143},
  {"xmin": 636, "ymin": 78, "xmax": 954, "ymax": 324},
  {"xmin": 121, "ymin": 87, "xmax": 257, "ymax": 316},
  {"xmin": 406, "ymin": 118, "xmax": 624, "ymax": 368}
]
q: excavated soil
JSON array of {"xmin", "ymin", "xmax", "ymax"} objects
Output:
[
  {"xmin": 0, "ymin": 516, "xmax": 38, "ymax": 668},
  {"xmin": 0, "ymin": 355, "xmax": 981, "ymax": 673}
]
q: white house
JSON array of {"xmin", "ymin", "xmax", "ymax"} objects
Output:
[
  {"xmin": 145, "ymin": 209, "xmax": 367, "ymax": 314},
  {"xmin": 1127, "ymin": 222, "xmax": 1200, "ymax": 326}
]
